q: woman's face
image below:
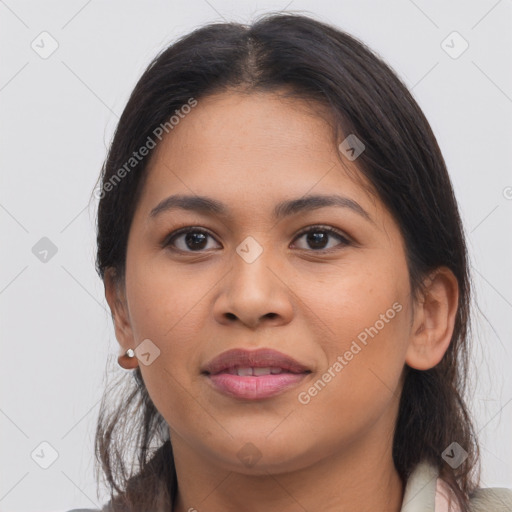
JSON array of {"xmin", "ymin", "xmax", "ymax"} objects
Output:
[{"xmin": 113, "ymin": 91, "xmax": 418, "ymax": 473}]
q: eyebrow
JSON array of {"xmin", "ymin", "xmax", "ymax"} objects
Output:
[{"xmin": 149, "ymin": 193, "xmax": 374, "ymax": 224}]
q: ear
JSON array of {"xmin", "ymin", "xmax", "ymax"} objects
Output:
[
  {"xmin": 104, "ymin": 267, "xmax": 138, "ymax": 370},
  {"xmin": 405, "ymin": 267, "xmax": 459, "ymax": 370}
]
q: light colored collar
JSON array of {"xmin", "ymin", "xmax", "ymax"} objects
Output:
[{"xmin": 400, "ymin": 460, "xmax": 439, "ymax": 512}]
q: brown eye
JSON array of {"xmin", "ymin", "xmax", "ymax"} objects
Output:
[
  {"xmin": 163, "ymin": 227, "xmax": 220, "ymax": 252},
  {"xmin": 292, "ymin": 226, "xmax": 351, "ymax": 252},
  {"xmin": 162, "ymin": 225, "xmax": 351, "ymax": 254}
]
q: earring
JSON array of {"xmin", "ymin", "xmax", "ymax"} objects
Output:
[{"xmin": 118, "ymin": 347, "xmax": 138, "ymax": 370}]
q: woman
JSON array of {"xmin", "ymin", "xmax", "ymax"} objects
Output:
[{"xmin": 74, "ymin": 11, "xmax": 512, "ymax": 512}]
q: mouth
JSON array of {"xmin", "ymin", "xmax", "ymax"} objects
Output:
[{"xmin": 201, "ymin": 348, "xmax": 312, "ymax": 400}]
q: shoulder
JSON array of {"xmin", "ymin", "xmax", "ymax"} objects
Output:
[
  {"xmin": 469, "ymin": 487, "xmax": 512, "ymax": 511},
  {"xmin": 400, "ymin": 460, "xmax": 512, "ymax": 512}
]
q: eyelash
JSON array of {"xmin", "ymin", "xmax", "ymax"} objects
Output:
[{"xmin": 161, "ymin": 225, "xmax": 352, "ymax": 254}]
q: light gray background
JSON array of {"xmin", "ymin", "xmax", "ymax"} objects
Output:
[{"xmin": 1, "ymin": 1, "xmax": 511, "ymax": 510}]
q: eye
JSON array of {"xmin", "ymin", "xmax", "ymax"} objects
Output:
[
  {"xmin": 162, "ymin": 227, "xmax": 221, "ymax": 253},
  {"xmin": 162, "ymin": 224, "xmax": 352, "ymax": 254},
  {"xmin": 291, "ymin": 225, "xmax": 351, "ymax": 252}
]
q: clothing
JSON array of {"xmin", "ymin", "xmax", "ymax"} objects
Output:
[
  {"xmin": 66, "ymin": 460, "xmax": 512, "ymax": 512},
  {"xmin": 401, "ymin": 460, "xmax": 512, "ymax": 512},
  {"xmin": 436, "ymin": 477, "xmax": 461, "ymax": 511}
]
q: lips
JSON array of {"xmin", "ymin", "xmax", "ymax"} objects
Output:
[
  {"xmin": 201, "ymin": 348, "xmax": 311, "ymax": 376},
  {"xmin": 201, "ymin": 348, "xmax": 311, "ymax": 400}
]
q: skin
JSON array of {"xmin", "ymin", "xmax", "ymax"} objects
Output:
[{"xmin": 105, "ymin": 90, "xmax": 459, "ymax": 512}]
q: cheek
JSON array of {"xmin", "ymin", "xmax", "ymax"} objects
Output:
[
  {"xmin": 126, "ymin": 252, "xmax": 230, "ymax": 355},
  {"xmin": 125, "ymin": 258, "xmax": 206, "ymax": 344},
  {"xmin": 296, "ymin": 268, "xmax": 409, "ymax": 411},
  {"xmin": 300, "ymin": 265, "xmax": 406, "ymax": 345},
  {"xmin": 125, "ymin": 261, "xmax": 209, "ymax": 433}
]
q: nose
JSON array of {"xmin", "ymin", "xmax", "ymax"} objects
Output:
[{"xmin": 212, "ymin": 247, "xmax": 294, "ymax": 330}]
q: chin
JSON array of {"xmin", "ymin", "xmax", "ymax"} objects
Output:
[{"xmin": 202, "ymin": 434, "xmax": 323, "ymax": 475}]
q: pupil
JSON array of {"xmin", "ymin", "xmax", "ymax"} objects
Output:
[
  {"xmin": 183, "ymin": 231, "xmax": 329, "ymax": 251},
  {"xmin": 186, "ymin": 232, "xmax": 207, "ymax": 250},
  {"xmin": 308, "ymin": 231, "xmax": 327, "ymax": 249}
]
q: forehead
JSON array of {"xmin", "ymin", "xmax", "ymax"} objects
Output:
[
  {"xmin": 151, "ymin": 92, "xmax": 337, "ymax": 173},
  {"xmin": 162, "ymin": 89, "xmax": 336, "ymax": 145},
  {"xmin": 137, "ymin": 90, "xmax": 383, "ymax": 225}
]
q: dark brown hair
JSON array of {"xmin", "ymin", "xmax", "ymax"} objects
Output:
[{"xmin": 92, "ymin": 11, "xmax": 480, "ymax": 511}]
